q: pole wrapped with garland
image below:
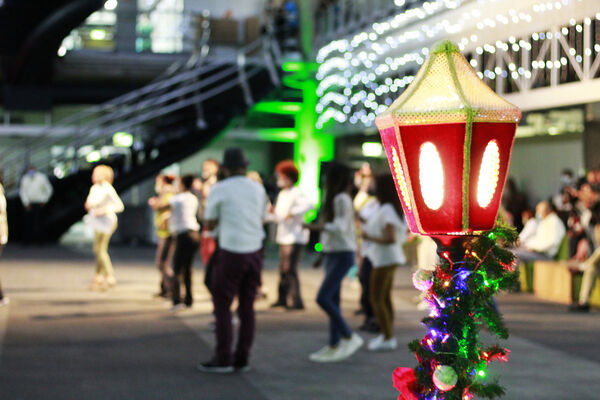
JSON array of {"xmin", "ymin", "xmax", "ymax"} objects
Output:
[
  {"xmin": 372, "ymin": 40, "xmax": 522, "ymax": 399},
  {"xmin": 394, "ymin": 226, "xmax": 518, "ymax": 400}
]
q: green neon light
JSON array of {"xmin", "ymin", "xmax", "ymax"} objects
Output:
[
  {"xmin": 257, "ymin": 128, "xmax": 297, "ymax": 142},
  {"xmin": 295, "ymin": 73, "xmax": 334, "ymax": 209},
  {"xmin": 282, "ymin": 61, "xmax": 304, "ymax": 72},
  {"xmin": 282, "ymin": 61, "xmax": 319, "ymax": 73},
  {"xmin": 314, "ymin": 242, "xmax": 323, "ymax": 252},
  {"xmin": 253, "ymin": 102, "xmax": 302, "ymax": 115}
]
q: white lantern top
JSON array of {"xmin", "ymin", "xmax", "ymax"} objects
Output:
[{"xmin": 376, "ymin": 41, "xmax": 522, "ymax": 129}]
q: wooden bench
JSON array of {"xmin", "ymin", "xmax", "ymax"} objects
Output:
[
  {"xmin": 532, "ymin": 260, "xmax": 600, "ymax": 306},
  {"xmin": 519, "ymin": 236, "xmax": 569, "ymax": 293}
]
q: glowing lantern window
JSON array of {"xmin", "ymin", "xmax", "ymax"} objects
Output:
[
  {"xmin": 391, "ymin": 146, "xmax": 412, "ymax": 210},
  {"xmin": 419, "ymin": 142, "xmax": 444, "ymax": 210},
  {"xmin": 476, "ymin": 140, "xmax": 500, "ymax": 208}
]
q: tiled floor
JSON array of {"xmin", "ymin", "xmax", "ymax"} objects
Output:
[{"xmin": 0, "ymin": 245, "xmax": 598, "ymax": 399}]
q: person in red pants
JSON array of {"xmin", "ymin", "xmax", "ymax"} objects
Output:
[{"xmin": 198, "ymin": 148, "xmax": 268, "ymax": 373}]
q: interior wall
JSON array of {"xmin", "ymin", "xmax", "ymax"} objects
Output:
[{"xmin": 508, "ymin": 135, "xmax": 584, "ymax": 206}]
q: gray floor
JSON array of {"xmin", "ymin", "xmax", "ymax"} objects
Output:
[{"xmin": 0, "ymin": 245, "xmax": 599, "ymax": 400}]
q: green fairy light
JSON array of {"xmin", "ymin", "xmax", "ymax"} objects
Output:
[{"xmin": 402, "ymin": 226, "xmax": 519, "ymax": 399}]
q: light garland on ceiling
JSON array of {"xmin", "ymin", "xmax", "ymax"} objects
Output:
[{"xmin": 315, "ymin": 0, "xmax": 596, "ymax": 130}]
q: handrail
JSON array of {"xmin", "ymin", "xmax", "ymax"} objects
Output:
[
  {"xmin": 0, "ymin": 62, "xmax": 224, "ymax": 163},
  {"xmin": 1, "ymin": 31, "xmax": 277, "ymax": 191},
  {"xmin": 23, "ymin": 66, "xmax": 263, "ymax": 176},
  {"xmin": 0, "ymin": 14, "xmax": 215, "ymax": 161}
]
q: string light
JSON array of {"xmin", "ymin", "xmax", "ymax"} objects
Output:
[{"xmin": 315, "ymin": 0, "xmax": 598, "ymax": 129}]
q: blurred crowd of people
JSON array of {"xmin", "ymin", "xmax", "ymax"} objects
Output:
[
  {"xmin": 2, "ymin": 150, "xmax": 600, "ymax": 372},
  {"xmin": 502, "ymin": 167, "xmax": 600, "ymax": 311}
]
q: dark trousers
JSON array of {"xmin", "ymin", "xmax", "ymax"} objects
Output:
[
  {"xmin": 275, "ymin": 243, "xmax": 304, "ymax": 308},
  {"xmin": 212, "ymin": 248, "xmax": 263, "ymax": 365},
  {"xmin": 24, "ymin": 203, "xmax": 44, "ymax": 244},
  {"xmin": 204, "ymin": 243, "xmax": 220, "ymax": 295},
  {"xmin": 171, "ymin": 231, "xmax": 200, "ymax": 306},
  {"xmin": 359, "ymin": 256, "xmax": 374, "ymax": 320},
  {"xmin": 158, "ymin": 236, "xmax": 173, "ymax": 295},
  {"xmin": 316, "ymin": 251, "xmax": 354, "ymax": 346}
]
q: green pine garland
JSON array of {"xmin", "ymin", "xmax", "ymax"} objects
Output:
[{"xmin": 406, "ymin": 225, "xmax": 518, "ymax": 400}]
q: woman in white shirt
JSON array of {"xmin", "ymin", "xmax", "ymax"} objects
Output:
[
  {"xmin": 361, "ymin": 173, "xmax": 407, "ymax": 352},
  {"xmin": 0, "ymin": 177, "xmax": 9, "ymax": 306},
  {"xmin": 166, "ymin": 174, "xmax": 200, "ymax": 312},
  {"xmin": 268, "ymin": 160, "xmax": 313, "ymax": 310},
  {"xmin": 85, "ymin": 165, "xmax": 124, "ymax": 290},
  {"xmin": 304, "ymin": 162, "xmax": 363, "ymax": 363}
]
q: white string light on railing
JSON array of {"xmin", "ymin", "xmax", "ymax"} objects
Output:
[{"xmin": 315, "ymin": 0, "xmax": 597, "ymax": 129}]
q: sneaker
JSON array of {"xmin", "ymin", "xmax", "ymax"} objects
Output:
[
  {"xmin": 0, "ymin": 297, "xmax": 9, "ymax": 307},
  {"xmin": 270, "ymin": 301, "xmax": 286, "ymax": 308},
  {"xmin": 368, "ymin": 334, "xmax": 385, "ymax": 351},
  {"xmin": 368, "ymin": 337, "xmax": 397, "ymax": 352},
  {"xmin": 197, "ymin": 359, "xmax": 234, "ymax": 374},
  {"xmin": 568, "ymin": 303, "xmax": 590, "ymax": 312},
  {"xmin": 233, "ymin": 360, "xmax": 251, "ymax": 372},
  {"xmin": 309, "ymin": 345, "xmax": 337, "ymax": 362},
  {"xmin": 336, "ymin": 333, "xmax": 364, "ymax": 360},
  {"xmin": 170, "ymin": 303, "xmax": 186, "ymax": 313}
]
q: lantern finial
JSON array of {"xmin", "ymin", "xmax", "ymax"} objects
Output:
[{"xmin": 431, "ymin": 40, "xmax": 460, "ymax": 55}]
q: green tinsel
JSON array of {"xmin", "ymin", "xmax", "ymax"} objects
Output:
[{"xmin": 408, "ymin": 225, "xmax": 518, "ymax": 400}]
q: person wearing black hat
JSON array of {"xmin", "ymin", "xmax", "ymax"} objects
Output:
[{"xmin": 198, "ymin": 147, "xmax": 268, "ymax": 373}]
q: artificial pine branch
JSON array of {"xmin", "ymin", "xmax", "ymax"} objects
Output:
[{"xmin": 400, "ymin": 226, "xmax": 517, "ymax": 399}]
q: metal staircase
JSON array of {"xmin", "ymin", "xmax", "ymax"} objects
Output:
[{"xmin": 1, "ymin": 20, "xmax": 281, "ymax": 242}]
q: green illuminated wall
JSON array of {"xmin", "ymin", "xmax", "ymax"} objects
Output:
[{"xmin": 251, "ymin": 61, "xmax": 334, "ymax": 208}]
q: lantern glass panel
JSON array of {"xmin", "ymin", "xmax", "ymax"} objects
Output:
[
  {"xmin": 476, "ymin": 140, "xmax": 500, "ymax": 208},
  {"xmin": 419, "ymin": 142, "xmax": 444, "ymax": 210}
]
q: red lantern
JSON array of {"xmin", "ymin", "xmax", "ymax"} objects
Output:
[{"xmin": 376, "ymin": 41, "xmax": 521, "ymax": 236}]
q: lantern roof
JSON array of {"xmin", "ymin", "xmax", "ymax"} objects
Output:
[{"xmin": 376, "ymin": 41, "xmax": 522, "ymax": 129}]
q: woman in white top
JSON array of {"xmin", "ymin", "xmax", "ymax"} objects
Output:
[
  {"xmin": 166, "ymin": 174, "xmax": 200, "ymax": 312},
  {"xmin": 85, "ymin": 165, "xmax": 124, "ymax": 290},
  {"xmin": 0, "ymin": 177, "xmax": 9, "ymax": 306},
  {"xmin": 361, "ymin": 173, "xmax": 407, "ymax": 352},
  {"xmin": 268, "ymin": 160, "xmax": 313, "ymax": 310},
  {"xmin": 304, "ymin": 162, "xmax": 363, "ymax": 363}
]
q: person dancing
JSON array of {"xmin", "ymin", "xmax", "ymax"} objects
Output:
[
  {"xmin": 0, "ymin": 174, "xmax": 9, "ymax": 306},
  {"xmin": 305, "ymin": 162, "xmax": 363, "ymax": 363},
  {"xmin": 85, "ymin": 165, "xmax": 124, "ymax": 290},
  {"xmin": 268, "ymin": 160, "xmax": 313, "ymax": 310},
  {"xmin": 166, "ymin": 174, "xmax": 201, "ymax": 312},
  {"xmin": 148, "ymin": 174, "xmax": 176, "ymax": 298},
  {"xmin": 361, "ymin": 173, "xmax": 407, "ymax": 351}
]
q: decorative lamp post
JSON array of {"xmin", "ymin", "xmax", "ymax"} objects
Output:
[{"xmin": 376, "ymin": 41, "xmax": 522, "ymax": 399}]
